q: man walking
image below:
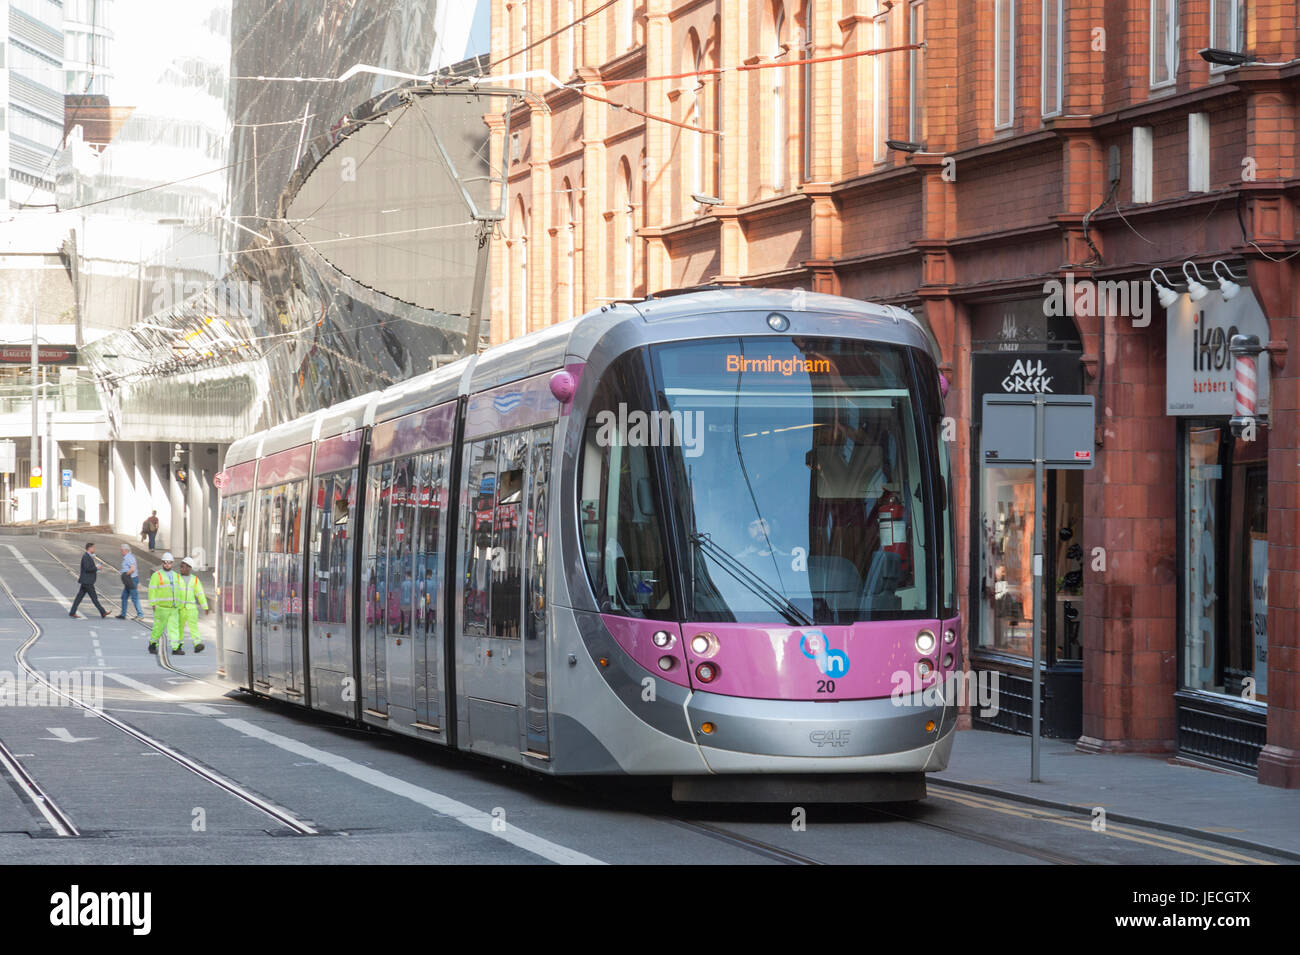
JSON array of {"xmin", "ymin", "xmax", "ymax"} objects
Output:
[
  {"xmin": 69, "ymin": 542, "xmax": 109, "ymax": 619},
  {"xmin": 142, "ymin": 511, "xmax": 160, "ymax": 551},
  {"xmin": 174, "ymin": 555, "xmax": 209, "ymax": 653},
  {"xmin": 147, "ymin": 552, "xmax": 180, "ymax": 654},
  {"xmin": 117, "ymin": 543, "xmax": 143, "ymax": 619}
]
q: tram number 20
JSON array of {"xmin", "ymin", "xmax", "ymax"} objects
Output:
[{"xmin": 817, "ymin": 679, "xmax": 836, "ymax": 694}]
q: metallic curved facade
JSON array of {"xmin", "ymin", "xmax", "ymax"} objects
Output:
[{"xmin": 79, "ymin": 0, "xmax": 503, "ymax": 442}]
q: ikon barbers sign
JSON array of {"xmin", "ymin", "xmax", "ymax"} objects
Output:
[{"xmin": 1165, "ymin": 288, "xmax": 1271, "ymax": 416}]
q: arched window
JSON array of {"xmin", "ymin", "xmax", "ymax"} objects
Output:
[
  {"xmin": 560, "ymin": 177, "xmax": 576, "ymax": 321},
  {"xmin": 621, "ymin": 0, "xmax": 635, "ymax": 51},
  {"xmin": 688, "ymin": 29, "xmax": 705, "ymax": 204},
  {"xmin": 565, "ymin": 0, "xmax": 577, "ymax": 76},
  {"xmin": 616, "ymin": 159, "xmax": 634, "ymax": 299},
  {"xmin": 770, "ymin": 3, "xmax": 788, "ymax": 192},
  {"xmin": 511, "ymin": 196, "xmax": 528, "ymax": 337}
]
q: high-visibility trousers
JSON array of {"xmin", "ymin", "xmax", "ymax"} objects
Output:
[
  {"xmin": 177, "ymin": 606, "xmax": 204, "ymax": 647},
  {"xmin": 151, "ymin": 607, "xmax": 179, "ymax": 649}
]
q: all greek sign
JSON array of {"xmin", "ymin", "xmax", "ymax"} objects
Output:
[{"xmin": 972, "ymin": 352, "xmax": 1082, "ymax": 427}]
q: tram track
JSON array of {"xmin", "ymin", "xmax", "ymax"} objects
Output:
[{"xmin": 1, "ymin": 547, "xmax": 318, "ymax": 837}]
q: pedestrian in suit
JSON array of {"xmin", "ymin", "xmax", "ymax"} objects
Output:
[{"xmin": 69, "ymin": 542, "xmax": 109, "ymax": 619}]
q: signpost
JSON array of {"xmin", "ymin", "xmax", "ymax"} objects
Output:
[
  {"xmin": 62, "ymin": 469, "xmax": 72, "ymax": 531},
  {"xmin": 981, "ymin": 393, "xmax": 1096, "ymax": 782}
]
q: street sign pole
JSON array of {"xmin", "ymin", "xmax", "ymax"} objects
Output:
[
  {"xmin": 1031, "ymin": 394, "xmax": 1044, "ymax": 783},
  {"xmin": 981, "ymin": 392, "xmax": 1095, "ymax": 785}
]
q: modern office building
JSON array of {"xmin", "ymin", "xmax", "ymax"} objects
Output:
[{"xmin": 5, "ymin": 0, "xmax": 66, "ymax": 209}]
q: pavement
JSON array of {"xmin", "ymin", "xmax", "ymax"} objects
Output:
[{"xmin": 936, "ymin": 727, "xmax": 1300, "ymax": 860}]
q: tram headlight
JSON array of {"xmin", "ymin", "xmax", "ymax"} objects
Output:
[
  {"xmin": 915, "ymin": 630, "xmax": 937, "ymax": 655},
  {"xmin": 766, "ymin": 312, "xmax": 790, "ymax": 332},
  {"xmin": 690, "ymin": 632, "xmax": 717, "ymax": 656},
  {"xmin": 917, "ymin": 659, "xmax": 933, "ymax": 678},
  {"xmin": 943, "ymin": 628, "xmax": 956, "ymax": 645},
  {"xmin": 652, "ymin": 630, "xmax": 673, "ymax": 648},
  {"xmin": 695, "ymin": 662, "xmax": 719, "ymax": 684},
  {"xmin": 942, "ymin": 653, "xmax": 954, "ymax": 669},
  {"xmin": 657, "ymin": 656, "xmax": 676, "ymax": 671}
]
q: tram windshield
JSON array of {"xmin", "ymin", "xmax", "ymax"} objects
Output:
[{"xmin": 654, "ymin": 337, "xmax": 933, "ymax": 624}]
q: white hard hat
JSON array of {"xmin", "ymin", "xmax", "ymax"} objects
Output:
[
  {"xmin": 162, "ymin": 551, "xmax": 174, "ymax": 561},
  {"xmin": 181, "ymin": 555, "xmax": 195, "ymax": 566}
]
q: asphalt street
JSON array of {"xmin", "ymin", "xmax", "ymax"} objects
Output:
[{"xmin": 0, "ymin": 535, "xmax": 1290, "ymax": 865}]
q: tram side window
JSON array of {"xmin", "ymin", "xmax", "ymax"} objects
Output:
[
  {"xmin": 414, "ymin": 451, "xmax": 447, "ymax": 635},
  {"xmin": 364, "ymin": 461, "xmax": 393, "ymax": 634},
  {"xmin": 219, "ymin": 494, "xmax": 249, "ymax": 614},
  {"xmin": 462, "ymin": 439, "xmax": 497, "ymax": 637},
  {"xmin": 578, "ymin": 354, "xmax": 674, "ymax": 619},
  {"xmin": 461, "ymin": 434, "xmax": 527, "ymax": 640},
  {"xmin": 313, "ymin": 471, "xmax": 354, "ymax": 624}
]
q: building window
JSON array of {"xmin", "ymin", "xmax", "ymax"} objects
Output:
[
  {"xmin": 1209, "ymin": 0, "xmax": 1245, "ymax": 71},
  {"xmin": 908, "ymin": 1, "xmax": 925, "ymax": 144},
  {"xmin": 1151, "ymin": 0, "xmax": 1178, "ymax": 88},
  {"xmin": 617, "ymin": 161, "xmax": 634, "ymax": 299},
  {"xmin": 1182, "ymin": 421, "xmax": 1268, "ymax": 704},
  {"xmin": 565, "ymin": 0, "xmax": 576, "ymax": 76},
  {"xmin": 621, "ymin": 0, "xmax": 634, "ymax": 51},
  {"xmin": 771, "ymin": 3, "xmax": 788, "ymax": 191},
  {"xmin": 873, "ymin": 9, "xmax": 889, "ymax": 162},
  {"xmin": 1041, "ymin": 0, "xmax": 1063, "ymax": 117},
  {"xmin": 994, "ymin": 0, "xmax": 1015, "ymax": 129},
  {"xmin": 562, "ymin": 180, "xmax": 576, "ymax": 320},
  {"xmin": 689, "ymin": 30, "xmax": 705, "ymax": 203}
]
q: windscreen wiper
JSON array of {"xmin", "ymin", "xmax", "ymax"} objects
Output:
[{"xmin": 690, "ymin": 532, "xmax": 812, "ymax": 627}]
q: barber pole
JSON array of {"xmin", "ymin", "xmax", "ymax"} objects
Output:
[
  {"xmin": 1229, "ymin": 333, "xmax": 1263, "ymax": 438},
  {"xmin": 1234, "ymin": 351, "xmax": 1257, "ymax": 417}
]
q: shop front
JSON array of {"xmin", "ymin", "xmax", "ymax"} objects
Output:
[
  {"xmin": 1166, "ymin": 278, "xmax": 1272, "ymax": 772},
  {"xmin": 968, "ymin": 299, "xmax": 1086, "ymax": 739}
]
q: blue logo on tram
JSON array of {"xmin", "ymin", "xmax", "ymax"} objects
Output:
[
  {"xmin": 493, "ymin": 391, "xmax": 524, "ymax": 414},
  {"xmin": 800, "ymin": 630, "xmax": 850, "ymax": 677}
]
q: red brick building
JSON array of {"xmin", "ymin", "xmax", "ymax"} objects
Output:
[{"xmin": 488, "ymin": 0, "xmax": 1300, "ymax": 787}]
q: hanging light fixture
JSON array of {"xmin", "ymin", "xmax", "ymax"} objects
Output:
[
  {"xmin": 1150, "ymin": 268, "xmax": 1180, "ymax": 308},
  {"xmin": 1183, "ymin": 261, "xmax": 1211, "ymax": 302},
  {"xmin": 1212, "ymin": 260, "xmax": 1244, "ymax": 301}
]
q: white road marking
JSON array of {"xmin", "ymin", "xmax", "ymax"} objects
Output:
[
  {"xmin": 103, "ymin": 672, "xmax": 182, "ymax": 701},
  {"xmin": 4, "ymin": 545, "xmax": 71, "ymax": 609},
  {"xmin": 180, "ymin": 702, "xmax": 226, "ymax": 716},
  {"xmin": 219, "ymin": 718, "xmax": 606, "ymax": 865},
  {"xmin": 41, "ymin": 727, "xmax": 96, "ymax": 743}
]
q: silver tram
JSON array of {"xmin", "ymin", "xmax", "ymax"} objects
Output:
[{"xmin": 215, "ymin": 289, "xmax": 960, "ymax": 802}]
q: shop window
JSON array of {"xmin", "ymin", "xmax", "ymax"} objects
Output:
[{"xmin": 1183, "ymin": 421, "xmax": 1268, "ymax": 702}]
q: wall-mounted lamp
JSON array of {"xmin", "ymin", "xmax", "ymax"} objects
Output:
[
  {"xmin": 1150, "ymin": 268, "xmax": 1181, "ymax": 309},
  {"xmin": 1211, "ymin": 260, "xmax": 1245, "ymax": 300},
  {"xmin": 1183, "ymin": 261, "xmax": 1212, "ymax": 302}
]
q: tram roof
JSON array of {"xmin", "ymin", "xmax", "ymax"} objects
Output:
[{"xmin": 224, "ymin": 289, "xmax": 938, "ymax": 471}]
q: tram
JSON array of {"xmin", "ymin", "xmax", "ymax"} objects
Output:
[{"xmin": 215, "ymin": 288, "xmax": 960, "ymax": 801}]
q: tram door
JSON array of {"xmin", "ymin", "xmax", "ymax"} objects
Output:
[
  {"xmin": 362, "ymin": 450, "xmax": 450, "ymax": 731},
  {"xmin": 458, "ymin": 429, "xmax": 553, "ymax": 760},
  {"xmin": 252, "ymin": 480, "xmax": 306, "ymax": 700},
  {"xmin": 523, "ymin": 436, "xmax": 552, "ymax": 757}
]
